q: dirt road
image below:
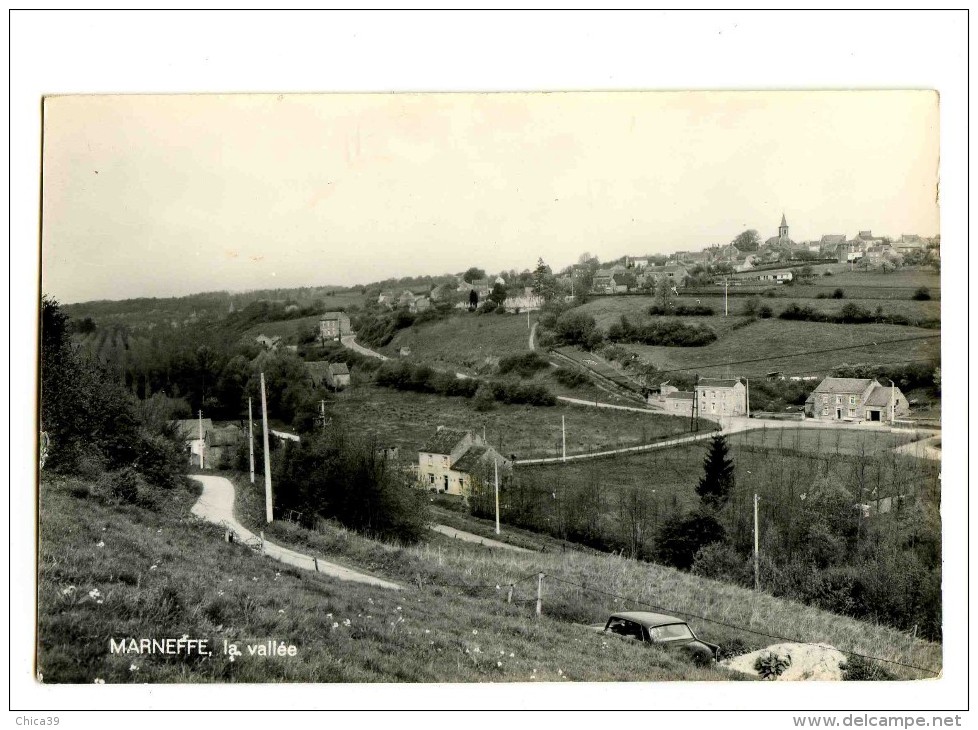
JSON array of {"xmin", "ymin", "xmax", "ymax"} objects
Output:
[
  {"xmin": 189, "ymin": 474, "xmax": 401, "ymax": 590},
  {"xmin": 340, "ymin": 334, "xmax": 389, "ymax": 361}
]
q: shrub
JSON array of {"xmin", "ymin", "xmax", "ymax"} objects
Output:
[
  {"xmin": 553, "ymin": 310, "xmax": 604, "ymax": 350},
  {"xmin": 498, "ymin": 352, "xmax": 550, "ymax": 378},
  {"xmin": 840, "ymin": 654, "xmax": 896, "ymax": 681},
  {"xmin": 655, "ymin": 511, "xmax": 726, "ymax": 570},
  {"xmin": 607, "ymin": 315, "xmax": 717, "ymax": 347},
  {"xmin": 472, "ymin": 383, "xmax": 495, "ymax": 411},
  {"xmin": 758, "ymin": 305, "xmax": 773, "ymax": 318},
  {"xmin": 552, "ymin": 366, "xmax": 589, "ymax": 389},
  {"xmin": 754, "ymin": 651, "xmax": 792, "ymax": 680},
  {"xmin": 98, "ymin": 467, "xmax": 143, "ymax": 504},
  {"xmin": 691, "ymin": 542, "xmax": 750, "ymax": 585},
  {"xmin": 911, "ymin": 286, "xmax": 932, "ymax": 301},
  {"xmin": 831, "ymin": 288, "xmax": 845, "ymax": 299},
  {"xmin": 649, "ymin": 304, "xmax": 714, "ymax": 316},
  {"xmin": 823, "ymin": 270, "xmax": 833, "ymax": 277}
]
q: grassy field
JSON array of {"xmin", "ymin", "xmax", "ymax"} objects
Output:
[
  {"xmin": 727, "ymin": 427, "xmax": 919, "ymax": 456},
  {"xmin": 329, "ymin": 386, "xmax": 692, "ymax": 461},
  {"xmin": 239, "ymin": 314, "xmax": 326, "ymax": 344},
  {"xmin": 690, "ymin": 268, "xmax": 941, "ymax": 302},
  {"xmin": 617, "ymin": 319, "xmax": 940, "ymax": 378},
  {"xmin": 385, "ymin": 312, "xmax": 535, "ymax": 372}
]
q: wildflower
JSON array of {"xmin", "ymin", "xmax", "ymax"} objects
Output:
[
  {"xmin": 396, "ymin": 606, "xmax": 402, "ymax": 611},
  {"xmin": 509, "ymin": 653, "xmax": 514, "ymax": 658},
  {"xmin": 472, "ymin": 629, "xmax": 478, "ymax": 635},
  {"xmin": 326, "ymin": 613, "xmax": 333, "ymax": 619},
  {"xmin": 228, "ymin": 579, "xmax": 233, "ymax": 583},
  {"xmin": 88, "ymin": 589, "xmax": 102, "ymax": 600},
  {"xmin": 473, "ymin": 647, "xmax": 481, "ymax": 654},
  {"xmin": 496, "ymin": 585, "xmax": 500, "ymax": 590},
  {"xmin": 343, "ymin": 619, "xmax": 351, "ymax": 627},
  {"xmin": 368, "ymin": 598, "xmax": 373, "ymax": 604},
  {"xmin": 156, "ymin": 528, "xmax": 162, "ymax": 533},
  {"xmin": 61, "ymin": 586, "xmax": 76, "ymax": 595},
  {"xmin": 129, "ymin": 664, "xmax": 139, "ymax": 672},
  {"xmin": 332, "ymin": 622, "xmax": 339, "ymax": 629},
  {"xmin": 102, "ymin": 527, "xmax": 107, "ymax": 531},
  {"xmin": 497, "ymin": 661, "xmax": 502, "ymax": 667},
  {"xmin": 93, "ymin": 678, "xmax": 105, "ymax": 684},
  {"xmin": 96, "ymin": 541, "xmax": 105, "ymax": 548},
  {"xmin": 217, "ymin": 590, "xmax": 225, "ymax": 596},
  {"xmin": 96, "ymin": 600, "xmax": 103, "ymax": 605},
  {"xmin": 424, "ymin": 629, "xmax": 430, "ymax": 634},
  {"xmin": 252, "ymin": 577, "xmax": 258, "ymax": 582},
  {"xmin": 278, "ymin": 609, "xmax": 285, "ymax": 614},
  {"xmin": 366, "ymin": 615, "xmax": 372, "ymax": 620},
  {"xmin": 558, "ymin": 669, "xmax": 563, "ymax": 675}
]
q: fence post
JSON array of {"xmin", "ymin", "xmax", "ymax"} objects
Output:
[
  {"xmin": 314, "ymin": 557, "xmax": 319, "ymax": 572},
  {"xmin": 536, "ymin": 573, "xmax": 544, "ymax": 616},
  {"xmin": 507, "ymin": 584, "xmax": 514, "ymax": 604},
  {"xmin": 260, "ymin": 531, "xmax": 265, "ymax": 555}
]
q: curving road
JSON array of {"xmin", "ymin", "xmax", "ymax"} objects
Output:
[
  {"xmin": 190, "ymin": 474, "xmax": 401, "ymax": 590},
  {"xmin": 430, "ymin": 524, "xmax": 533, "ymax": 552},
  {"xmin": 340, "ymin": 334, "xmax": 389, "ymax": 361}
]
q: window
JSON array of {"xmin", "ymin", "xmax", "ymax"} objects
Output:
[
  {"xmin": 822, "ymin": 408, "xmax": 829, "ymax": 416},
  {"xmin": 428, "ymin": 474, "xmax": 434, "ymax": 484},
  {"xmin": 606, "ymin": 618, "xmax": 643, "ymax": 640},
  {"xmin": 850, "ymin": 396, "xmax": 856, "ymax": 405},
  {"xmin": 848, "ymin": 408, "xmax": 856, "ymax": 417},
  {"xmin": 648, "ymin": 624, "xmax": 694, "ymax": 642},
  {"xmin": 427, "ymin": 454, "xmax": 433, "ymax": 466}
]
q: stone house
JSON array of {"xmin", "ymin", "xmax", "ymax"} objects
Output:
[
  {"xmin": 173, "ymin": 418, "xmax": 213, "ymax": 466},
  {"xmin": 318, "ymin": 311, "xmax": 351, "ymax": 341},
  {"xmin": 804, "ymin": 377, "xmax": 909, "ymax": 423},
  {"xmin": 304, "ymin": 361, "xmax": 332, "ymax": 388},
  {"xmin": 326, "ymin": 362, "xmax": 351, "ymax": 389},
  {"xmin": 255, "ymin": 334, "xmax": 281, "ymax": 350},
  {"xmin": 417, "ymin": 427, "xmax": 510, "ymax": 497},
  {"xmin": 409, "ymin": 296, "xmax": 431, "ymax": 314},
  {"xmin": 696, "ymin": 378, "xmax": 748, "ymax": 417}
]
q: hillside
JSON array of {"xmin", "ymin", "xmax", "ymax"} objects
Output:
[
  {"xmin": 37, "ymin": 471, "xmax": 940, "ymax": 682},
  {"xmin": 614, "ymin": 319, "xmax": 939, "ymax": 378}
]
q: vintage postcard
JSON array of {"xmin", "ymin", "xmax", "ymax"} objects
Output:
[{"xmin": 37, "ymin": 90, "xmax": 942, "ymax": 691}]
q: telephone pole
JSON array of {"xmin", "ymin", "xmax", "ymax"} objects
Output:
[
  {"xmin": 260, "ymin": 372, "xmax": 274, "ymax": 524},
  {"xmin": 197, "ymin": 410, "xmax": 204, "ymax": 469},
  {"xmin": 248, "ymin": 397, "xmax": 255, "ymax": 484},
  {"xmin": 745, "ymin": 377, "xmax": 750, "ymax": 419},
  {"xmin": 724, "ymin": 279, "xmax": 729, "ymax": 317},
  {"xmin": 494, "ymin": 459, "xmax": 500, "ymax": 535},
  {"xmin": 753, "ymin": 493, "xmax": 760, "ymax": 591},
  {"xmin": 561, "ymin": 415, "xmax": 566, "ymax": 462}
]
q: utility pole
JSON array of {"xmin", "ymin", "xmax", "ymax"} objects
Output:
[
  {"xmin": 890, "ymin": 379, "xmax": 895, "ymax": 424},
  {"xmin": 527, "ymin": 309, "xmax": 530, "ymax": 330},
  {"xmin": 536, "ymin": 573, "xmax": 543, "ymax": 616},
  {"xmin": 260, "ymin": 372, "xmax": 274, "ymax": 524},
  {"xmin": 561, "ymin": 415, "xmax": 566, "ymax": 462},
  {"xmin": 248, "ymin": 398, "xmax": 255, "ymax": 484},
  {"xmin": 753, "ymin": 493, "xmax": 760, "ymax": 591},
  {"xmin": 724, "ymin": 278, "xmax": 728, "ymax": 317},
  {"xmin": 494, "ymin": 459, "xmax": 500, "ymax": 535},
  {"xmin": 745, "ymin": 377, "xmax": 750, "ymax": 419},
  {"xmin": 320, "ymin": 399, "xmax": 326, "ymax": 431},
  {"xmin": 197, "ymin": 410, "xmax": 204, "ymax": 469}
]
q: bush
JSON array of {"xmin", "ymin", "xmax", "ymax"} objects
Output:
[
  {"xmin": 607, "ymin": 315, "xmax": 717, "ymax": 347},
  {"xmin": 911, "ymin": 286, "xmax": 932, "ymax": 301},
  {"xmin": 552, "ymin": 366, "xmax": 589, "ymax": 389},
  {"xmin": 98, "ymin": 467, "xmax": 143, "ymax": 504},
  {"xmin": 498, "ymin": 352, "xmax": 550, "ymax": 378},
  {"xmin": 691, "ymin": 542, "xmax": 750, "ymax": 585},
  {"xmin": 472, "ymin": 383, "xmax": 495, "ymax": 411},
  {"xmin": 832, "ymin": 288, "xmax": 845, "ymax": 299},
  {"xmin": 553, "ymin": 310, "xmax": 604, "ymax": 350},
  {"xmin": 649, "ymin": 304, "xmax": 714, "ymax": 316},
  {"xmin": 754, "ymin": 651, "xmax": 792, "ymax": 680},
  {"xmin": 758, "ymin": 305, "xmax": 773, "ymax": 318},
  {"xmin": 840, "ymin": 654, "xmax": 897, "ymax": 681},
  {"xmin": 655, "ymin": 512, "xmax": 726, "ymax": 570}
]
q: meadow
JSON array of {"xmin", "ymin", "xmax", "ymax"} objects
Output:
[
  {"xmin": 328, "ymin": 386, "xmax": 693, "ymax": 461},
  {"xmin": 616, "ymin": 319, "xmax": 940, "ymax": 379},
  {"xmin": 385, "ymin": 312, "xmax": 535, "ymax": 373}
]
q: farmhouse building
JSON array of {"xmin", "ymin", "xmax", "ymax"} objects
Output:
[
  {"xmin": 326, "ymin": 362, "xmax": 351, "ymax": 389},
  {"xmin": 417, "ymin": 427, "xmax": 511, "ymax": 498},
  {"xmin": 804, "ymin": 377, "xmax": 909, "ymax": 423},
  {"xmin": 696, "ymin": 378, "xmax": 748, "ymax": 417},
  {"xmin": 255, "ymin": 334, "xmax": 282, "ymax": 350},
  {"xmin": 318, "ymin": 311, "xmax": 351, "ymax": 341},
  {"xmin": 730, "ymin": 269, "xmax": 793, "ymax": 284}
]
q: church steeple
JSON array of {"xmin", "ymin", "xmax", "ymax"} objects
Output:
[{"xmin": 778, "ymin": 213, "xmax": 789, "ymax": 244}]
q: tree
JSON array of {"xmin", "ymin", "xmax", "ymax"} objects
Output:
[
  {"xmin": 656, "ymin": 511, "xmax": 727, "ymax": 569},
  {"xmin": 696, "ymin": 434, "xmax": 735, "ymax": 510},
  {"xmin": 532, "ymin": 258, "xmax": 559, "ymax": 300},
  {"xmin": 468, "ymin": 289, "xmax": 479, "ymax": 311},
  {"xmin": 553, "ymin": 310, "xmax": 603, "ymax": 350},
  {"xmin": 488, "ymin": 282, "xmax": 507, "ymax": 306},
  {"xmin": 462, "ymin": 267, "xmax": 486, "ymax": 283},
  {"xmin": 732, "ymin": 230, "xmax": 761, "ymax": 252}
]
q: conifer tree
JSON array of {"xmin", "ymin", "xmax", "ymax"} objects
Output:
[{"xmin": 696, "ymin": 433, "xmax": 735, "ymax": 509}]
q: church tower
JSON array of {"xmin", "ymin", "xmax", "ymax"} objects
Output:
[{"xmin": 778, "ymin": 213, "xmax": 789, "ymax": 245}]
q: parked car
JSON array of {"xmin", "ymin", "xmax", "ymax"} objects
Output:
[{"xmin": 590, "ymin": 611, "xmax": 720, "ymax": 665}]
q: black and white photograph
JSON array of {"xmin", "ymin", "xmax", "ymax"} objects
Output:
[{"xmin": 11, "ymin": 9, "xmax": 968, "ymax": 722}]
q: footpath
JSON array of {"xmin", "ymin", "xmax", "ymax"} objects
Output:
[{"xmin": 190, "ymin": 474, "xmax": 401, "ymax": 590}]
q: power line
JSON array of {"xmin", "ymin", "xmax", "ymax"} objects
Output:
[
  {"xmin": 542, "ymin": 572, "xmax": 940, "ymax": 677},
  {"xmin": 646, "ymin": 333, "xmax": 940, "ymax": 377}
]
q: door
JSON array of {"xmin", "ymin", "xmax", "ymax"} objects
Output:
[
  {"xmin": 836, "ymin": 408, "xmax": 842, "ymax": 419},
  {"xmin": 443, "ymin": 475, "xmax": 449, "ymax": 491},
  {"xmin": 869, "ymin": 410, "xmax": 880, "ymax": 422}
]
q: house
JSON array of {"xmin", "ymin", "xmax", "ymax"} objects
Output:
[
  {"xmin": 503, "ymin": 287, "xmax": 545, "ymax": 312},
  {"xmin": 205, "ymin": 425, "xmax": 243, "ymax": 469},
  {"xmin": 255, "ymin": 334, "xmax": 281, "ymax": 350},
  {"xmin": 803, "ymin": 377, "xmax": 909, "ymax": 423},
  {"xmin": 696, "ymin": 378, "xmax": 748, "ymax": 417},
  {"xmin": 326, "ymin": 362, "xmax": 351, "ymax": 389},
  {"xmin": 730, "ymin": 269, "xmax": 793, "ymax": 284},
  {"xmin": 647, "ymin": 383, "xmax": 696, "ymax": 416},
  {"xmin": 458, "ymin": 279, "xmax": 492, "ymax": 300},
  {"xmin": 592, "ymin": 272, "xmax": 615, "ymax": 294},
  {"xmin": 417, "ymin": 427, "xmax": 511, "ymax": 497},
  {"xmin": 173, "ymin": 418, "xmax": 213, "ymax": 466},
  {"xmin": 610, "ymin": 272, "xmax": 631, "ymax": 294},
  {"xmin": 378, "ymin": 291, "xmax": 396, "ymax": 308},
  {"xmin": 734, "ymin": 255, "xmax": 758, "ymax": 273},
  {"xmin": 304, "ymin": 361, "xmax": 332, "ymax": 388},
  {"xmin": 319, "ymin": 311, "xmax": 351, "ymax": 341},
  {"xmin": 628, "ymin": 256, "xmax": 650, "ymax": 269},
  {"xmin": 409, "ymin": 296, "xmax": 432, "ymax": 314},
  {"xmin": 397, "ymin": 290, "xmax": 418, "ymax": 308},
  {"xmin": 646, "ymin": 264, "xmax": 689, "ymax": 285}
]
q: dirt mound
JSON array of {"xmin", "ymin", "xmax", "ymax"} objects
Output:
[{"xmin": 721, "ymin": 642, "xmax": 847, "ymax": 681}]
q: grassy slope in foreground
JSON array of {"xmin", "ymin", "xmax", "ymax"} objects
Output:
[
  {"xmin": 38, "ymin": 474, "xmax": 733, "ymax": 683},
  {"xmin": 617, "ymin": 319, "xmax": 939, "ymax": 378}
]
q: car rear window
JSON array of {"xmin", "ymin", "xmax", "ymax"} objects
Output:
[{"xmin": 648, "ymin": 623, "xmax": 694, "ymax": 642}]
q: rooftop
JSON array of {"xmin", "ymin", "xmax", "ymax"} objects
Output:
[
  {"xmin": 698, "ymin": 378, "xmax": 741, "ymax": 389},
  {"xmin": 813, "ymin": 377, "xmax": 875, "ymax": 395},
  {"xmin": 421, "ymin": 428, "xmax": 470, "ymax": 455}
]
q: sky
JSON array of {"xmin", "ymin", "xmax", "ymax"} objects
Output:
[{"xmin": 41, "ymin": 91, "xmax": 940, "ymax": 304}]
